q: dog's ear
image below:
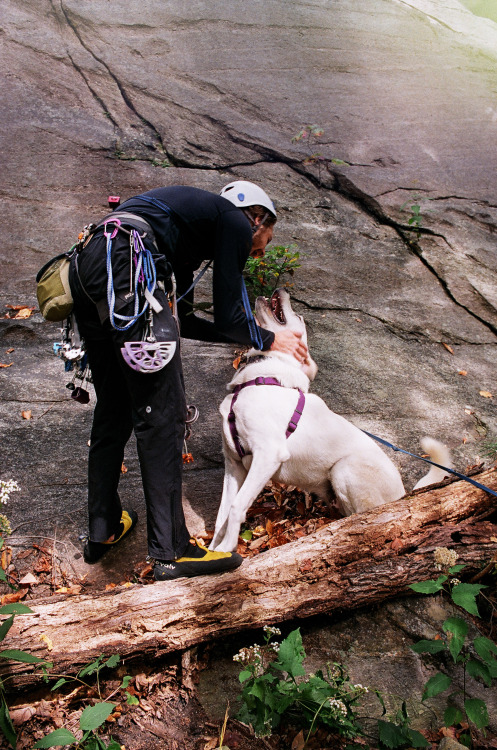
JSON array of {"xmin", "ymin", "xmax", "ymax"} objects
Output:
[{"xmin": 302, "ymin": 356, "xmax": 318, "ymax": 381}]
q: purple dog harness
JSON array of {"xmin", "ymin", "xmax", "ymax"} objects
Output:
[{"xmin": 228, "ymin": 376, "xmax": 305, "ymax": 458}]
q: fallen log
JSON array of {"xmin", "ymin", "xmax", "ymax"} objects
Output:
[{"xmin": 2, "ymin": 468, "xmax": 497, "ymax": 690}]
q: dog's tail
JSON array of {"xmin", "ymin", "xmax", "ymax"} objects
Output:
[{"xmin": 412, "ymin": 437, "xmax": 453, "ymax": 490}]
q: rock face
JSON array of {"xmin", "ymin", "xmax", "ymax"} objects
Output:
[{"xmin": 0, "ymin": 0, "xmax": 496, "ymax": 736}]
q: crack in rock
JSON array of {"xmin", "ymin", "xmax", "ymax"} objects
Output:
[
  {"xmin": 55, "ymin": 0, "xmax": 166, "ymax": 158},
  {"xmin": 66, "ymin": 52, "xmax": 119, "ymax": 129},
  {"xmin": 291, "ymin": 297, "xmax": 496, "ymax": 346}
]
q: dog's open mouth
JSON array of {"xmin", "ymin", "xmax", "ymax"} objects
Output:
[{"xmin": 270, "ymin": 290, "xmax": 286, "ymax": 324}]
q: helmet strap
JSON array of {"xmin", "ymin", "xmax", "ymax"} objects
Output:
[{"xmin": 243, "ymin": 209, "xmax": 270, "ymax": 234}]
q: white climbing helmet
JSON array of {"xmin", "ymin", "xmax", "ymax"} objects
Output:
[{"xmin": 220, "ymin": 181, "xmax": 276, "ymax": 218}]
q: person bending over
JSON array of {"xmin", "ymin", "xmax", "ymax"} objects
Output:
[{"xmin": 69, "ymin": 181, "xmax": 307, "ymax": 580}]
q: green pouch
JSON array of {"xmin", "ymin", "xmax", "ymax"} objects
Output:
[{"xmin": 36, "ymin": 253, "xmax": 74, "ymax": 321}]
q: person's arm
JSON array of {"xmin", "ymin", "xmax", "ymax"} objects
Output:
[
  {"xmin": 211, "ymin": 210, "xmax": 274, "ymax": 349},
  {"xmin": 177, "ymin": 210, "xmax": 275, "ymax": 348}
]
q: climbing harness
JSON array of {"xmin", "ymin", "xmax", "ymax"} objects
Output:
[
  {"xmin": 362, "ymin": 430, "xmax": 497, "ymax": 499},
  {"xmin": 99, "ymin": 214, "xmax": 178, "ymax": 374},
  {"xmin": 228, "ymin": 377, "xmax": 305, "ymax": 458}
]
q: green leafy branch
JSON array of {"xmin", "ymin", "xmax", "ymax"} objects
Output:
[
  {"xmin": 408, "ymin": 548, "xmax": 496, "ymax": 744},
  {"xmin": 243, "ymin": 244, "xmax": 301, "ymax": 303},
  {"xmin": 235, "ymin": 626, "xmax": 368, "ymax": 745},
  {"xmin": 400, "ymin": 194, "xmax": 432, "ymax": 240},
  {"xmin": 292, "ymin": 124, "xmax": 349, "ymax": 183}
]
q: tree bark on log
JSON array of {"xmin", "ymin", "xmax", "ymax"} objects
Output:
[{"xmin": 2, "ymin": 468, "xmax": 497, "ymax": 690}]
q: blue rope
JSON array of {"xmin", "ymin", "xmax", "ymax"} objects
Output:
[
  {"xmin": 241, "ymin": 278, "xmax": 264, "ymax": 350},
  {"xmin": 362, "ymin": 430, "xmax": 497, "ymax": 498},
  {"xmin": 106, "ymin": 227, "xmax": 156, "ymax": 331}
]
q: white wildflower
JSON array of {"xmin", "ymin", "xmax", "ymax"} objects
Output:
[
  {"xmin": 328, "ymin": 698, "xmax": 347, "ymax": 718},
  {"xmin": 328, "ymin": 664, "xmax": 341, "ymax": 681},
  {"xmin": 0, "ymin": 480, "xmax": 20, "ymax": 505},
  {"xmin": 233, "ymin": 647, "xmax": 252, "ymax": 664},
  {"xmin": 450, "ymin": 578, "xmax": 461, "ymax": 586},
  {"xmin": 263, "ymin": 625, "xmax": 281, "ymax": 638},
  {"xmin": 353, "ymin": 683, "xmax": 368, "ymax": 694}
]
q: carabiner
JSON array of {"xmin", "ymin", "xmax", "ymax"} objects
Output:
[{"xmin": 103, "ymin": 219, "xmax": 121, "ymax": 240}]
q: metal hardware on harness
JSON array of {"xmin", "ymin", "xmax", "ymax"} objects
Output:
[
  {"xmin": 228, "ymin": 377, "xmax": 305, "ymax": 459},
  {"xmin": 362, "ymin": 430, "xmax": 497, "ymax": 499},
  {"xmin": 185, "ymin": 404, "xmax": 199, "ymax": 440},
  {"xmin": 53, "ymin": 316, "xmax": 93, "ymax": 402},
  {"xmin": 53, "ymin": 317, "xmax": 88, "ymax": 374},
  {"xmin": 182, "ymin": 404, "xmax": 199, "ymax": 463}
]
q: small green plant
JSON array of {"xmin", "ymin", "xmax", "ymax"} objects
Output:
[
  {"xmin": 292, "ymin": 124, "xmax": 325, "ymax": 167},
  {"xmin": 481, "ymin": 437, "xmax": 497, "ymax": 462},
  {"xmin": 376, "ymin": 696, "xmax": 429, "ymax": 749},
  {"xmin": 408, "ymin": 547, "xmax": 496, "ymax": 746},
  {"xmin": 32, "ymin": 704, "xmax": 121, "ymax": 749},
  {"xmin": 112, "ymin": 139, "xmax": 136, "ymax": 162},
  {"xmin": 151, "ymin": 158, "xmax": 171, "ymax": 168},
  {"xmin": 243, "ymin": 244, "xmax": 301, "ymax": 303},
  {"xmin": 400, "ymin": 194, "xmax": 431, "ymax": 240},
  {"xmin": 234, "ymin": 626, "xmax": 368, "ymax": 744},
  {"xmin": 292, "ymin": 124, "xmax": 349, "ymax": 183}
]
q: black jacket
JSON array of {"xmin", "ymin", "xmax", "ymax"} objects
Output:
[{"xmin": 118, "ymin": 186, "xmax": 274, "ymax": 350}]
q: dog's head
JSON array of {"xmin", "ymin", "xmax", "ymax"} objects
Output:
[{"xmin": 255, "ymin": 289, "xmax": 318, "ymax": 381}]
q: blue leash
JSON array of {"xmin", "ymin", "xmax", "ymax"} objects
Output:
[
  {"xmin": 362, "ymin": 430, "xmax": 497, "ymax": 499},
  {"xmin": 176, "ymin": 260, "xmax": 213, "ymax": 303}
]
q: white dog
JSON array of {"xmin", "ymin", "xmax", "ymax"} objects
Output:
[{"xmin": 209, "ymin": 289, "xmax": 451, "ymax": 552}]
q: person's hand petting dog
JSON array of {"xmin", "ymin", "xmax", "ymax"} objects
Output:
[{"xmin": 271, "ymin": 329, "xmax": 309, "ymax": 363}]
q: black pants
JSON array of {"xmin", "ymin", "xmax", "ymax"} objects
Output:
[{"xmin": 69, "ymin": 229, "xmax": 191, "ymax": 560}]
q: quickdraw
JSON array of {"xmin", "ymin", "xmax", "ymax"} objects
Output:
[{"xmin": 183, "ymin": 404, "xmax": 199, "ymax": 464}]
